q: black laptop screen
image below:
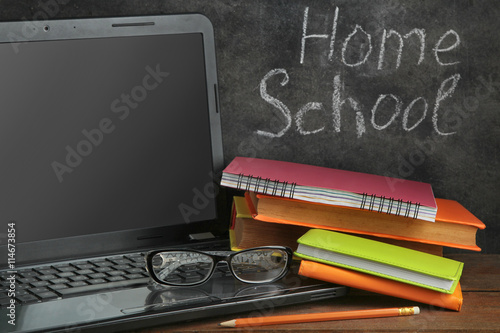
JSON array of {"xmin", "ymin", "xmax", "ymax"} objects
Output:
[{"xmin": 0, "ymin": 33, "xmax": 217, "ymax": 244}]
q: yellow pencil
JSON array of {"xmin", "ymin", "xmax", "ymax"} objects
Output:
[{"xmin": 219, "ymin": 306, "xmax": 420, "ymax": 327}]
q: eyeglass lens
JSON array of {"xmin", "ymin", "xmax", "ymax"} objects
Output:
[
  {"xmin": 150, "ymin": 248, "xmax": 288, "ymax": 285},
  {"xmin": 230, "ymin": 248, "xmax": 288, "ymax": 283},
  {"xmin": 151, "ymin": 251, "xmax": 214, "ymax": 285}
]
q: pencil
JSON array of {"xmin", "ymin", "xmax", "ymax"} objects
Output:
[{"xmin": 219, "ymin": 306, "xmax": 420, "ymax": 327}]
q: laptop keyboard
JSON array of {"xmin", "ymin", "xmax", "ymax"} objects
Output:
[
  {"xmin": 0, "ymin": 252, "xmax": 150, "ymax": 307},
  {"xmin": 0, "ymin": 242, "xmax": 231, "ymax": 308}
]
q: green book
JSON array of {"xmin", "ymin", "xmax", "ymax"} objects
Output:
[{"xmin": 295, "ymin": 229, "xmax": 463, "ymax": 294}]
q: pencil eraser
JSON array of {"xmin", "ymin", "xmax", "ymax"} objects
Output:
[{"xmin": 413, "ymin": 306, "xmax": 420, "ymax": 315}]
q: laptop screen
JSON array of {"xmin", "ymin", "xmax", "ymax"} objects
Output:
[{"xmin": 0, "ymin": 16, "xmax": 223, "ymax": 264}]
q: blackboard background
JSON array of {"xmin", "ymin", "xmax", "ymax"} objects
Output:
[{"xmin": 0, "ymin": 0, "xmax": 498, "ymax": 253}]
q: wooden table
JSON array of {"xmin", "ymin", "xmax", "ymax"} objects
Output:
[{"xmin": 129, "ymin": 254, "xmax": 500, "ymax": 332}]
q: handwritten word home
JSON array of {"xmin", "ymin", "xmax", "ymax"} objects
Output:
[{"xmin": 257, "ymin": 6, "xmax": 462, "ymax": 138}]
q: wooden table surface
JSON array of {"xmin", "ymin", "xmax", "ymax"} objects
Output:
[{"xmin": 129, "ymin": 254, "xmax": 500, "ymax": 332}]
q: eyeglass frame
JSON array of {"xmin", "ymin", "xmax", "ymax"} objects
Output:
[{"xmin": 145, "ymin": 246, "xmax": 294, "ymax": 286}]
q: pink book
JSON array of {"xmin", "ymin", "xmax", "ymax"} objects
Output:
[{"xmin": 220, "ymin": 157, "xmax": 437, "ymax": 222}]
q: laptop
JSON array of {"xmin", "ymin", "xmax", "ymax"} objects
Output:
[{"xmin": 0, "ymin": 14, "xmax": 346, "ymax": 332}]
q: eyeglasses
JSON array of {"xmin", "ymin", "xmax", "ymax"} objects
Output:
[{"xmin": 145, "ymin": 246, "xmax": 293, "ymax": 286}]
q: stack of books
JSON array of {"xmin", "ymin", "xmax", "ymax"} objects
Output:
[{"xmin": 221, "ymin": 157, "xmax": 486, "ymax": 311}]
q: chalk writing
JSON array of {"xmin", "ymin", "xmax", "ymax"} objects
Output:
[
  {"xmin": 434, "ymin": 30, "xmax": 461, "ymax": 66},
  {"xmin": 433, "ymin": 74, "xmax": 461, "ymax": 135},
  {"xmin": 258, "ymin": 6, "xmax": 463, "ymax": 138},
  {"xmin": 378, "ymin": 28, "xmax": 427, "ymax": 69},
  {"xmin": 300, "ymin": 6, "xmax": 460, "ymax": 68},
  {"xmin": 257, "ymin": 68, "xmax": 292, "ymax": 138},
  {"xmin": 259, "ymin": 70, "xmax": 460, "ymax": 138},
  {"xmin": 341, "ymin": 25, "xmax": 373, "ymax": 67}
]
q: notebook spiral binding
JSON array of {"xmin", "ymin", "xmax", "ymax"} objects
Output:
[
  {"xmin": 235, "ymin": 174, "xmax": 422, "ymax": 218},
  {"xmin": 237, "ymin": 173, "xmax": 297, "ymax": 199},
  {"xmin": 361, "ymin": 193, "xmax": 421, "ymax": 219}
]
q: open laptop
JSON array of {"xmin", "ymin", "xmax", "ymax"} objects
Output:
[{"xmin": 0, "ymin": 14, "xmax": 346, "ymax": 332}]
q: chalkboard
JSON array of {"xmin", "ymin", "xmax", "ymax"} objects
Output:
[{"xmin": 0, "ymin": 0, "xmax": 498, "ymax": 253}]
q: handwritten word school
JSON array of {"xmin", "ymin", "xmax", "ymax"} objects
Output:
[{"xmin": 257, "ymin": 6, "xmax": 462, "ymax": 138}]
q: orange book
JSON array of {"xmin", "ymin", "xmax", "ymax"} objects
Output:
[
  {"xmin": 230, "ymin": 196, "xmax": 443, "ymax": 255},
  {"xmin": 246, "ymin": 192, "xmax": 485, "ymax": 251},
  {"xmin": 229, "ymin": 196, "xmax": 308, "ymax": 251},
  {"xmin": 299, "ymin": 260, "xmax": 463, "ymax": 311}
]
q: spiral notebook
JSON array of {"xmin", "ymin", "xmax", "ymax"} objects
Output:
[{"xmin": 221, "ymin": 157, "xmax": 438, "ymax": 222}]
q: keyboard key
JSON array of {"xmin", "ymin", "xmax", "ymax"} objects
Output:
[
  {"xmin": 18, "ymin": 270, "xmax": 40, "ymax": 278},
  {"xmin": 125, "ymin": 273, "xmax": 144, "ymax": 280},
  {"xmin": 69, "ymin": 281, "xmax": 88, "ymax": 288},
  {"xmin": 15, "ymin": 289, "xmax": 30, "ymax": 296},
  {"xmin": 38, "ymin": 274, "xmax": 57, "ymax": 281},
  {"xmin": 74, "ymin": 264, "xmax": 95, "ymax": 270},
  {"xmin": 31, "ymin": 280, "xmax": 51, "ymax": 288},
  {"xmin": 126, "ymin": 267, "xmax": 146, "ymax": 274},
  {"xmin": 57, "ymin": 278, "xmax": 147, "ymax": 297},
  {"xmin": 107, "ymin": 270, "xmax": 126, "ymax": 276},
  {"xmin": 75, "ymin": 269, "xmax": 94, "ymax": 275},
  {"xmin": 179, "ymin": 272, "xmax": 203, "ymax": 283},
  {"xmin": 179, "ymin": 271, "xmax": 202, "ymax": 278},
  {"xmin": 16, "ymin": 283, "xmax": 31, "ymax": 290},
  {"xmin": 198, "ymin": 263, "xmax": 212, "ymax": 269},
  {"xmin": 51, "ymin": 278, "xmax": 70, "ymax": 285},
  {"xmin": 165, "ymin": 275, "xmax": 182, "ymax": 284},
  {"xmin": 94, "ymin": 266, "xmax": 112, "ymax": 273},
  {"xmin": 88, "ymin": 279, "xmax": 107, "ymax": 285},
  {"xmin": 113, "ymin": 264, "xmax": 132, "ymax": 270},
  {"xmin": 36, "ymin": 268, "xmax": 58, "ymax": 275},
  {"xmin": 34, "ymin": 291, "xmax": 59, "ymax": 300},
  {"xmin": 16, "ymin": 294, "xmax": 39, "ymax": 304},
  {"xmin": 28, "ymin": 287, "xmax": 51, "ymax": 294},
  {"xmin": 49, "ymin": 284, "xmax": 69, "ymax": 291},
  {"xmin": 57, "ymin": 272, "xmax": 75, "ymax": 278},
  {"xmin": 125, "ymin": 254, "xmax": 144, "ymax": 262},
  {"xmin": 178, "ymin": 264, "xmax": 198, "ymax": 272},
  {"xmin": 130, "ymin": 262, "xmax": 146, "ymax": 268},
  {"xmin": 88, "ymin": 273, "xmax": 107, "ymax": 279},
  {"xmin": 107, "ymin": 276, "xmax": 126, "ymax": 282},
  {"xmin": 69, "ymin": 275, "xmax": 87, "ymax": 282},
  {"xmin": 19, "ymin": 277, "xmax": 39, "ymax": 284}
]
